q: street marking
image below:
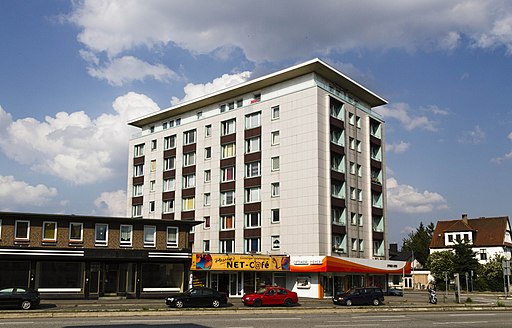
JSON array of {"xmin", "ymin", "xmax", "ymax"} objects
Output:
[
  {"xmin": 433, "ymin": 322, "xmax": 489, "ymax": 325},
  {"xmin": 241, "ymin": 317, "xmax": 302, "ymax": 321},
  {"xmin": 448, "ymin": 313, "xmax": 496, "ymax": 316},
  {"xmin": 352, "ymin": 315, "xmax": 406, "ymax": 319},
  {"xmin": 0, "ymin": 323, "xmax": 34, "ymax": 326},
  {"xmin": 110, "ymin": 319, "xmax": 180, "ymax": 323},
  {"xmin": 317, "ymin": 324, "xmax": 380, "ymax": 327}
]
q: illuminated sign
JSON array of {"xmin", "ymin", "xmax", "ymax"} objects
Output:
[{"xmin": 191, "ymin": 253, "xmax": 290, "ymax": 271}]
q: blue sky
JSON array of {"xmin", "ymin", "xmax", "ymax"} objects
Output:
[{"xmin": 1, "ymin": 1, "xmax": 511, "ymax": 245}]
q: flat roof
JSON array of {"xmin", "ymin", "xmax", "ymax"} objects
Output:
[{"xmin": 128, "ymin": 58, "xmax": 388, "ymax": 128}]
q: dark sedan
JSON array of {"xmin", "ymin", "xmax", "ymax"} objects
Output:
[
  {"xmin": 0, "ymin": 287, "xmax": 40, "ymax": 310},
  {"xmin": 165, "ymin": 287, "xmax": 228, "ymax": 308},
  {"xmin": 386, "ymin": 288, "xmax": 404, "ymax": 296}
]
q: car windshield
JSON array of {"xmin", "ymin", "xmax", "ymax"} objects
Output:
[
  {"xmin": 255, "ymin": 287, "xmax": 268, "ymax": 294},
  {"xmin": 185, "ymin": 288, "xmax": 199, "ymax": 296}
]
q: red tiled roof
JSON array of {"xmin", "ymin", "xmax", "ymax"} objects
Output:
[{"xmin": 430, "ymin": 216, "xmax": 512, "ymax": 248}]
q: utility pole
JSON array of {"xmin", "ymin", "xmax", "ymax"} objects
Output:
[{"xmin": 503, "ymin": 260, "xmax": 510, "ymax": 297}]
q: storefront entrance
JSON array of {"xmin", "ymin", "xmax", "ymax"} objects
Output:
[{"xmin": 210, "ymin": 273, "xmax": 241, "ymax": 297}]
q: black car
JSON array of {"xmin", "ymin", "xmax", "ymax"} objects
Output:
[
  {"xmin": 333, "ymin": 287, "xmax": 384, "ymax": 306},
  {"xmin": 386, "ymin": 288, "xmax": 404, "ymax": 296},
  {"xmin": 165, "ymin": 287, "xmax": 228, "ymax": 308},
  {"xmin": 0, "ymin": 287, "xmax": 40, "ymax": 310}
]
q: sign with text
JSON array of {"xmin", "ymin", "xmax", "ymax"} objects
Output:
[{"xmin": 191, "ymin": 253, "xmax": 290, "ymax": 271}]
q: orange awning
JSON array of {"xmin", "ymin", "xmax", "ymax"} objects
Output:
[{"xmin": 290, "ymin": 256, "xmax": 411, "ymax": 274}]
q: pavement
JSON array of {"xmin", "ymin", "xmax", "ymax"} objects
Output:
[{"xmin": 1, "ymin": 291, "xmax": 511, "ymax": 319}]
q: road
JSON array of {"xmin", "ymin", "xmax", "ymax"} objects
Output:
[{"xmin": 1, "ymin": 311, "xmax": 510, "ymax": 328}]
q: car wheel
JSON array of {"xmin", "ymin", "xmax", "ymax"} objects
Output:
[
  {"xmin": 20, "ymin": 300, "xmax": 32, "ymax": 310},
  {"xmin": 345, "ymin": 299, "xmax": 353, "ymax": 306},
  {"xmin": 175, "ymin": 300, "xmax": 184, "ymax": 308},
  {"xmin": 372, "ymin": 299, "xmax": 380, "ymax": 306},
  {"xmin": 253, "ymin": 299, "xmax": 262, "ymax": 307},
  {"xmin": 212, "ymin": 299, "xmax": 220, "ymax": 308},
  {"xmin": 284, "ymin": 298, "xmax": 294, "ymax": 307}
]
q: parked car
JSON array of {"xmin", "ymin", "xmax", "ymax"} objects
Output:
[
  {"xmin": 242, "ymin": 286, "xmax": 298, "ymax": 307},
  {"xmin": 165, "ymin": 287, "xmax": 228, "ymax": 308},
  {"xmin": 386, "ymin": 288, "xmax": 404, "ymax": 296},
  {"xmin": 332, "ymin": 287, "xmax": 384, "ymax": 306},
  {"xmin": 0, "ymin": 287, "xmax": 40, "ymax": 310}
]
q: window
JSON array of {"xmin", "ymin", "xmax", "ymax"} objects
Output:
[
  {"xmin": 149, "ymin": 201, "xmax": 155, "ymax": 213},
  {"xmin": 271, "ymin": 209, "xmax": 280, "ymax": 223},
  {"xmin": 150, "ymin": 159, "xmax": 156, "ymax": 171},
  {"xmin": 133, "ymin": 184, "xmax": 143, "ymax": 197},
  {"xmin": 150, "ymin": 180, "xmax": 156, "ymax": 192},
  {"xmin": 271, "ymin": 106, "xmax": 280, "ymax": 120},
  {"xmin": 42, "ymin": 221, "xmax": 57, "ymax": 241},
  {"xmin": 245, "ymin": 238, "xmax": 260, "ymax": 253},
  {"xmin": 220, "ymin": 191, "xmax": 235, "ymax": 206},
  {"xmin": 204, "ymin": 193, "xmax": 211, "ymax": 206},
  {"xmin": 448, "ymin": 234, "xmax": 454, "ymax": 243},
  {"xmin": 252, "ymin": 93, "xmax": 261, "ymax": 103},
  {"xmin": 359, "ymin": 239, "xmax": 364, "ymax": 251},
  {"xmin": 196, "ymin": 111, "xmax": 202, "ymax": 119},
  {"xmin": 133, "ymin": 164, "xmax": 144, "ymax": 177},
  {"xmin": 120, "ymin": 225, "xmax": 133, "ymax": 247},
  {"xmin": 182, "ymin": 197, "xmax": 195, "ymax": 211},
  {"xmin": 205, "ymin": 147, "xmax": 212, "ymax": 160},
  {"xmin": 183, "ymin": 152, "xmax": 196, "ymax": 166},
  {"xmin": 245, "ymin": 136, "xmax": 261, "ymax": 153},
  {"xmin": 349, "ymin": 112, "xmax": 355, "ymax": 125},
  {"xmin": 203, "ymin": 240, "xmax": 210, "ymax": 252},
  {"xmin": 169, "ymin": 120, "xmax": 175, "ymax": 128},
  {"xmin": 349, "ymin": 137, "xmax": 355, "ymax": 150},
  {"xmin": 163, "ymin": 200, "xmax": 175, "ymax": 213},
  {"xmin": 479, "ymin": 249, "xmax": 487, "ymax": 261},
  {"xmin": 271, "ymin": 131, "xmax": 280, "ymax": 145},
  {"xmin": 220, "ymin": 239, "xmax": 234, "ymax": 253},
  {"xmin": 164, "ymin": 157, "xmax": 175, "ymax": 171},
  {"xmin": 134, "ymin": 143, "xmax": 144, "ymax": 157},
  {"xmin": 132, "ymin": 204, "xmax": 142, "ymax": 217},
  {"xmin": 203, "ymin": 216, "xmax": 210, "ymax": 229},
  {"xmin": 204, "ymin": 170, "xmax": 211, "ymax": 182},
  {"xmin": 167, "ymin": 227, "xmax": 178, "ymax": 248},
  {"xmin": 332, "ymin": 207, "xmax": 346, "ymax": 225},
  {"xmin": 163, "ymin": 178, "xmax": 175, "ymax": 192},
  {"xmin": 330, "ymin": 99, "xmax": 344, "ymax": 119},
  {"xmin": 221, "ymin": 143, "xmax": 236, "ymax": 158},
  {"xmin": 164, "ymin": 135, "xmax": 176, "ymax": 150},
  {"xmin": 271, "ymin": 157, "xmax": 280, "ymax": 171},
  {"xmin": 245, "ymin": 112, "xmax": 261, "ymax": 129},
  {"xmin": 183, "ymin": 129, "xmax": 196, "ymax": 145},
  {"xmin": 15, "ymin": 220, "xmax": 29, "ymax": 240},
  {"xmin": 357, "ymin": 164, "xmax": 362, "ymax": 177},
  {"xmin": 330, "ymin": 127, "xmax": 344, "ymax": 146},
  {"xmin": 271, "ymin": 236, "xmax": 280, "ymax": 250},
  {"xmin": 351, "ymin": 212, "xmax": 357, "ymax": 225},
  {"xmin": 151, "ymin": 139, "xmax": 157, "ymax": 151},
  {"xmin": 183, "ymin": 174, "xmax": 196, "ymax": 189},
  {"xmin": 331, "ymin": 181, "xmax": 345, "ymax": 198},
  {"xmin": 237, "ymin": 99, "xmax": 243, "ymax": 108},
  {"xmin": 150, "ymin": 126, "xmax": 155, "ymax": 133},
  {"xmin": 356, "ymin": 140, "xmax": 362, "ymax": 152},
  {"xmin": 245, "ymin": 212, "xmax": 261, "ymax": 228},
  {"xmin": 95, "ymin": 224, "xmax": 108, "ymax": 246},
  {"xmin": 331, "ymin": 154, "xmax": 345, "ymax": 173},
  {"xmin": 175, "ymin": 118, "xmax": 181, "ymax": 126},
  {"xmin": 271, "ymin": 182, "xmax": 280, "ymax": 197},
  {"xmin": 163, "ymin": 122, "xmax": 168, "ymax": 130},
  {"xmin": 221, "ymin": 215, "xmax": 235, "ymax": 230},
  {"xmin": 245, "ymin": 161, "xmax": 261, "ymax": 178},
  {"xmin": 205, "ymin": 124, "xmax": 212, "ymax": 137},
  {"xmin": 144, "ymin": 225, "xmax": 156, "ymax": 247},
  {"xmin": 351, "ymin": 238, "xmax": 357, "ymax": 251},
  {"xmin": 221, "ymin": 119, "xmax": 236, "ymax": 136},
  {"xmin": 69, "ymin": 222, "xmax": 83, "ymax": 242},
  {"xmin": 228, "ymin": 101, "xmax": 235, "ymax": 110},
  {"xmin": 356, "ymin": 116, "xmax": 362, "ymax": 128},
  {"xmin": 245, "ymin": 187, "xmax": 261, "ymax": 203},
  {"xmin": 0, "ymin": 219, "xmax": 2, "ymax": 240},
  {"xmin": 221, "ymin": 166, "xmax": 235, "ymax": 182}
]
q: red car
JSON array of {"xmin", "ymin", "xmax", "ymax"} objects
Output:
[{"xmin": 242, "ymin": 286, "xmax": 298, "ymax": 307}]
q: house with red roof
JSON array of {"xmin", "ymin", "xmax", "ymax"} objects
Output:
[{"xmin": 429, "ymin": 214, "xmax": 512, "ymax": 264}]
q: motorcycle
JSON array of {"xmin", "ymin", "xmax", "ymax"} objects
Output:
[{"xmin": 428, "ymin": 289, "xmax": 437, "ymax": 304}]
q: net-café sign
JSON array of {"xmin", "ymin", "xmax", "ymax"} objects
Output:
[{"xmin": 192, "ymin": 254, "xmax": 290, "ymax": 271}]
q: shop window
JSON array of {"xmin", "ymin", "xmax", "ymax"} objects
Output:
[
  {"xmin": 141, "ymin": 263, "xmax": 183, "ymax": 292},
  {"xmin": 35, "ymin": 262, "xmax": 84, "ymax": 292}
]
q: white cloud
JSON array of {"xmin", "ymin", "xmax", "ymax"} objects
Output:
[
  {"xmin": 458, "ymin": 125, "xmax": 486, "ymax": 144},
  {"xmin": 171, "ymin": 71, "xmax": 251, "ymax": 105},
  {"xmin": 386, "ymin": 177, "xmax": 448, "ymax": 214},
  {"xmin": 0, "ymin": 175, "xmax": 58, "ymax": 208},
  {"xmin": 508, "ymin": 131, "xmax": 512, "ymax": 140},
  {"xmin": 375, "ymin": 102, "xmax": 441, "ymax": 132},
  {"xmin": 86, "ymin": 56, "xmax": 178, "ymax": 86},
  {"xmin": 387, "ymin": 141, "xmax": 410, "ymax": 154},
  {"xmin": 67, "ymin": 1, "xmax": 512, "ymax": 64},
  {"xmin": 94, "ymin": 190, "xmax": 127, "ymax": 216},
  {"xmin": 491, "ymin": 131, "xmax": 512, "ymax": 163},
  {"xmin": 0, "ymin": 92, "xmax": 159, "ymax": 184}
]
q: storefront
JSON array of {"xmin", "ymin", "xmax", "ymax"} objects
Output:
[
  {"xmin": 289, "ymin": 256, "xmax": 411, "ymax": 298},
  {"xmin": 190, "ymin": 253, "xmax": 291, "ymax": 297}
]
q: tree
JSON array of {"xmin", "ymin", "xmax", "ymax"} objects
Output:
[
  {"xmin": 452, "ymin": 242, "xmax": 480, "ymax": 290},
  {"xmin": 401, "ymin": 222, "xmax": 435, "ymax": 268},
  {"xmin": 426, "ymin": 250, "xmax": 455, "ymax": 290},
  {"xmin": 475, "ymin": 255, "xmax": 505, "ymax": 292}
]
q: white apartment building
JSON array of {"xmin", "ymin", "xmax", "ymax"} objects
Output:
[{"xmin": 127, "ymin": 59, "xmax": 408, "ymax": 298}]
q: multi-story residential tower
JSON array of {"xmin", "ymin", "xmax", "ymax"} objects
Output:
[{"xmin": 127, "ymin": 59, "xmax": 405, "ymax": 298}]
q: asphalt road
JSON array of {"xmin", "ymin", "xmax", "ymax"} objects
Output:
[{"xmin": 0, "ymin": 311, "xmax": 511, "ymax": 328}]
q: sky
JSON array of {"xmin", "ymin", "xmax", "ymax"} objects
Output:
[{"xmin": 1, "ymin": 0, "xmax": 511, "ymax": 246}]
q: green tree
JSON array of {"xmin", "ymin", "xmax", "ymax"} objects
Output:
[
  {"xmin": 401, "ymin": 222, "xmax": 434, "ymax": 268},
  {"xmin": 426, "ymin": 250, "xmax": 455, "ymax": 290},
  {"xmin": 452, "ymin": 242, "xmax": 480, "ymax": 290},
  {"xmin": 475, "ymin": 255, "xmax": 505, "ymax": 292}
]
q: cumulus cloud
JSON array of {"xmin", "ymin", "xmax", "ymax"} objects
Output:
[
  {"xmin": 387, "ymin": 177, "xmax": 448, "ymax": 214},
  {"xmin": 94, "ymin": 190, "xmax": 127, "ymax": 216},
  {"xmin": 387, "ymin": 141, "xmax": 411, "ymax": 154},
  {"xmin": 67, "ymin": 0, "xmax": 512, "ymax": 66},
  {"xmin": 170, "ymin": 71, "xmax": 251, "ymax": 105},
  {"xmin": 375, "ymin": 102, "xmax": 445, "ymax": 132},
  {"xmin": 0, "ymin": 92, "xmax": 159, "ymax": 184},
  {"xmin": 458, "ymin": 125, "xmax": 486, "ymax": 144},
  {"xmin": 491, "ymin": 131, "xmax": 512, "ymax": 163},
  {"xmin": 0, "ymin": 175, "xmax": 58, "ymax": 209}
]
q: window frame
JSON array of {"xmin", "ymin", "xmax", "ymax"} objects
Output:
[
  {"xmin": 163, "ymin": 178, "xmax": 175, "ymax": 192},
  {"xmin": 204, "ymin": 170, "xmax": 211, "ymax": 183},
  {"xmin": 271, "ymin": 157, "xmax": 280, "ymax": 171},
  {"xmin": 271, "ymin": 182, "xmax": 280, "ymax": 197},
  {"xmin": 245, "ymin": 111, "xmax": 261, "ymax": 129},
  {"xmin": 42, "ymin": 221, "xmax": 57, "ymax": 242},
  {"xmin": 69, "ymin": 222, "xmax": 83, "ymax": 242},
  {"xmin": 132, "ymin": 204, "xmax": 143, "ymax": 218},
  {"xmin": 203, "ymin": 216, "xmax": 210, "ymax": 229},
  {"xmin": 220, "ymin": 191, "xmax": 235, "ymax": 206},
  {"xmin": 220, "ymin": 215, "xmax": 235, "ymax": 231},
  {"xmin": 221, "ymin": 166, "xmax": 235, "ymax": 182},
  {"xmin": 221, "ymin": 143, "xmax": 236, "ymax": 159},
  {"xmin": 271, "ymin": 131, "xmax": 280, "ymax": 145},
  {"xmin": 271, "ymin": 235, "xmax": 280, "ymax": 250},
  {"xmin": 144, "ymin": 225, "xmax": 156, "ymax": 247},
  {"xmin": 14, "ymin": 220, "xmax": 30, "ymax": 240},
  {"xmin": 271, "ymin": 209, "xmax": 280, "ymax": 223},
  {"xmin": 163, "ymin": 199, "xmax": 175, "ymax": 213},
  {"xmin": 245, "ymin": 212, "xmax": 261, "ymax": 228},
  {"xmin": 183, "ymin": 173, "xmax": 196, "ymax": 189},
  {"xmin": 204, "ymin": 193, "xmax": 211, "ymax": 206},
  {"xmin": 245, "ymin": 136, "xmax": 261, "ymax": 154},
  {"xmin": 271, "ymin": 105, "xmax": 280, "ymax": 120},
  {"xmin": 221, "ymin": 119, "xmax": 236, "ymax": 136},
  {"xmin": 183, "ymin": 129, "xmax": 197, "ymax": 145},
  {"xmin": 245, "ymin": 161, "xmax": 261, "ymax": 178},
  {"xmin": 245, "ymin": 237, "xmax": 261, "ymax": 253},
  {"xmin": 203, "ymin": 240, "xmax": 210, "ymax": 252},
  {"xmin": 164, "ymin": 157, "xmax": 176, "ymax": 171},
  {"xmin": 182, "ymin": 197, "xmax": 195, "ymax": 211},
  {"xmin": 120, "ymin": 224, "xmax": 133, "ymax": 247},
  {"xmin": 183, "ymin": 152, "xmax": 196, "ymax": 167},
  {"xmin": 245, "ymin": 186, "xmax": 261, "ymax": 203},
  {"xmin": 220, "ymin": 239, "xmax": 234, "ymax": 253},
  {"xmin": 204, "ymin": 147, "xmax": 212, "ymax": 160},
  {"xmin": 164, "ymin": 135, "xmax": 176, "ymax": 150},
  {"xmin": 166, "ymin": 227, "xmax": 178, "ymax": 248},
  {"xmin": 95, "ymin": 223, "xmax": 109, "ymax": 247},
  {"xmin": 133, "ymin": 164, "xmax": 144, "ymax": 177},
  {"xmin": 133, "ymin": 184, "xmax": 143, "ymax": 197},
  {"xmin": 134, "ymin": 143, "xmax": 144, "ymax": 157},
  {"xmin": 205, "ymin": 124, "xmax": 212, "ymax": 137}
]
